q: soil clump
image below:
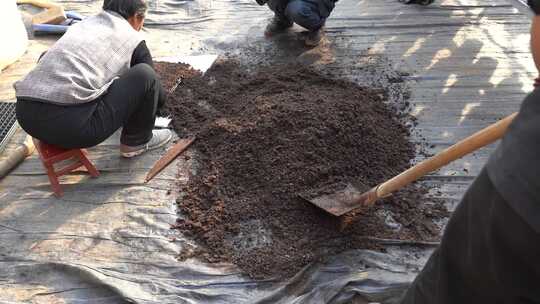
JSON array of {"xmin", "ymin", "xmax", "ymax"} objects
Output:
[{"xmin": 156, "ymin": 60, "xmax": 447, "ymax": 279}]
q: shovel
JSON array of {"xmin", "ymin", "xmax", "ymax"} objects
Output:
[{"xmin": 304, "ymin": 112, "xmax": 518, "ymax": 217}]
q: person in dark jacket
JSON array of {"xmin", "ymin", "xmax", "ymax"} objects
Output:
[
  {"xmin": 400, "ymin": 1, "xmax": 540, "ymax": 303},
  {"xmin": 258, "ymin": 0, "xmax": 337, "ymax": 46},
  {"xmin": 15, "ymin": 0, "xmax": 171, "ymax": 158}
]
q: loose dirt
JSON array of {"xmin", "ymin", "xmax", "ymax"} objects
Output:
[
  {"xmin": 155, "ymin": 60, "xmax": 447, "ymax": 279},
  {"xmin": 155, "ymin": 61, "xmax": 202, "ymax": 93}
]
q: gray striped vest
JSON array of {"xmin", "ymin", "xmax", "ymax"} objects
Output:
[{"xmin": 15, "ymin": 11, "xmax": 142, "ymax": 105}]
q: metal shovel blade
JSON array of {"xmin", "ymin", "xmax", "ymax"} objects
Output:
[{"xmin": 302, "ymin": 183, "xmax": 377, "ymax": 217}]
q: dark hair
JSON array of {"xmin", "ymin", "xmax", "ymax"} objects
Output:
[{"xmin": 103, "ymin": 0, "xmax": 147, "ymax": 19}]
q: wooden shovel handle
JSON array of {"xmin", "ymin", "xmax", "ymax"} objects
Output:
[{"xmin": 376, "ymin": 112, "xmax": 518, "ymax": 198}]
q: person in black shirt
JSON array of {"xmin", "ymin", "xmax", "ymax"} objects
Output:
[{"xmin": 400, "ymin": 1, "xmax": 540, "ymax": 303}]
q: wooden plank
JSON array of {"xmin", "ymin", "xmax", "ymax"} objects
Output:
[{"xmin": 145, "ymin": 137, "xmax": 195, "ymax": 182}]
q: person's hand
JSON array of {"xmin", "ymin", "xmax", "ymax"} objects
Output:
[{"xmin": 531, "ymin": 16, "xmax": 540, "ymax": 74}]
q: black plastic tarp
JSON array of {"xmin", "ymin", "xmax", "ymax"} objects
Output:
[{"xmin": 1, "ymin": 0, "xmax": 531, "ymax": 302}]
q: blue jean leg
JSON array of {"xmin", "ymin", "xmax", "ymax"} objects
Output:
[
  {"xmin": 267, "ymin": 0, "xmax": 293, "ymax": 24},
  {"xmin": 285, "ymin": 0, "xmax": 325, "ymax": 31}
]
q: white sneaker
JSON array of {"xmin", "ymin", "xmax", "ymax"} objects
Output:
[{"xmin": 120, "ymin": 129, "xmax": 172, "ymax": 158}]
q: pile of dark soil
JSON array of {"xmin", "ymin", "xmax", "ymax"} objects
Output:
[
  {"xmin": 156, "ymin": 60, "xmax": 447, "ymax": 279},
  {"xmin": 155, "ymin": 61, "xmax": 201, "ymax": 93}
]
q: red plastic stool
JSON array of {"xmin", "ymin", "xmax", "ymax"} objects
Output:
[{"xmin": 33, "ymin": 138, "xmax": 99, "ymax": 197}]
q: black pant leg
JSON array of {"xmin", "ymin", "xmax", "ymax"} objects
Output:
[
  {"xmin": 16, "ymin": 98, "xmax": 101, "ymax": 149},
  {"xmin": 96, "ymin": 63, "xmax": 161, "ymax": 146},
  {"xmin": 267, "ymin": 0, "xmax": 291, "ymax": 22},
  {"xmin": 285, "ymin": 0, "xmax": 326, "ymax": 31},
  {"xmin": 130, "ymin": 41, "xmax": 167, "ymax": 109}
]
